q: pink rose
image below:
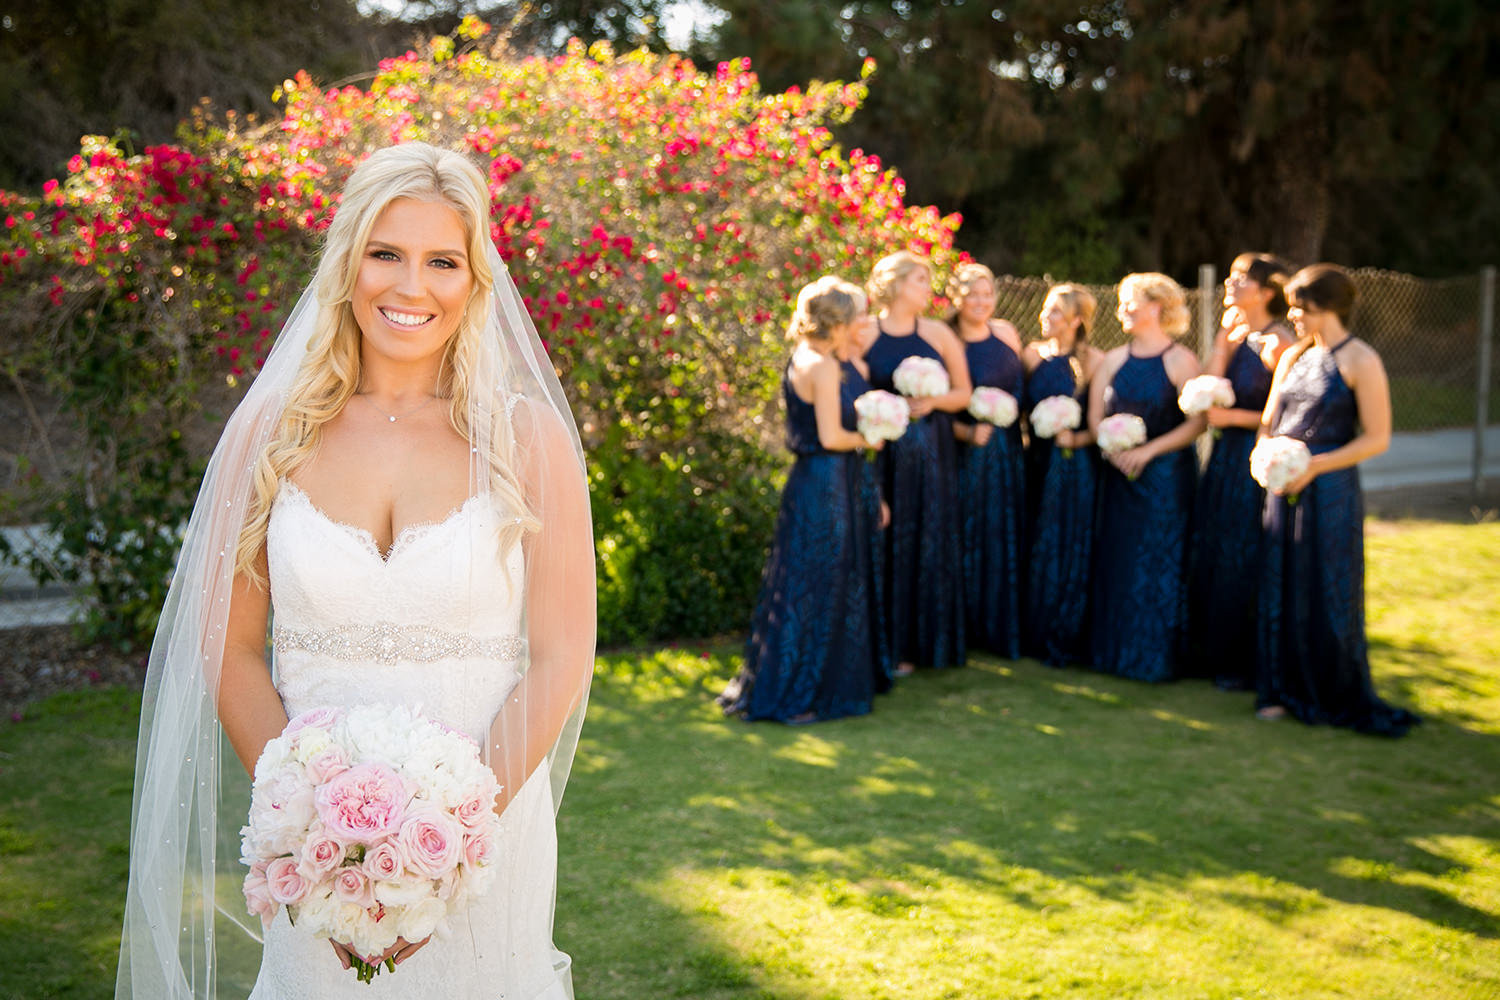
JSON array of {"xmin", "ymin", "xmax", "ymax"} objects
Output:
[
  {"xmin": 297, "ymin": 831, "xmax": 346, "ymax": 881},
  {"xmin": 463, "ymin": 831, "xmax": 496, "ymax": 869},
  {"xmin": 333, "ymin": 866, "xmax": 375, "ymax": 908},
  {"xmin": 284, "ymin": 706, "xmax": 342, "ymax": 737},
  {"xmin": 363, "ymin": 840, "xmax": 404, "ymax": 882},
  {"xmin": 397, "ymin": 807, "xmax": 463, "ymax": 879},
  {"xmin": 264, "ymin": 855, "xmax": 312, "ymax": 906},
  {"xmin": 304, "ymin": 747, "xmax": 350, "ymax": 785},
  {"xmin": 242, "ymin": 860, "xmax": 277, "ymax": 927},
  {"xmin": 315, "ymin": 763, "xmax": 410, "ymax": 843},
  {"xmin": 453, "ymin": 790, "xmax": 495, "ymax": 830}
]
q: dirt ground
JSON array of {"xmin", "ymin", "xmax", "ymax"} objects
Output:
[{"xmin": 2, "ymin": 479, "xmax": 1497, "ymax": 720}]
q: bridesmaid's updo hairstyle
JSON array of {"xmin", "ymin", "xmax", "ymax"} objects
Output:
[
  {"xmin": 1043, "ymin": 283, "xmax": 1098, "ymax": 343},
  {"xmin": 866, "ymin": 250, "xmax": 932, "ymax": 311},
  {"xmin": 1117, "ymin": 271, "xmax": 1190, "ymax": 338},
  {"xmin": 787, "ymin": 275, "xmax": 867, "ymax": 343},
  {"xmin": 1285, "ymin": 263, "xmax": 1357, "ymax": 326},
  {"xmin": 1230, "ymin": 251, "xmax": 1294, "ymax": 318},
  {"xmin": 945, "ymin": 262, "xmax": 997, "ymax": 318}
]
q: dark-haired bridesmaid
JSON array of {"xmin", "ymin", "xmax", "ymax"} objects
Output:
[
  {"xmin": 1088, "ymin": 272, "xmax": 1204, "ymax": 683},
  {"xmin": 860, "ymin": 251, "xmax": 972, "ymax": 673},
  {"xmin": 1022, "ymin": 283, "xmax": 1104, "ymax": 667},
  {"xmin": 720, "ymin": 276, "xmax": 892, "ymax": 723},
  {"xmin": 1185, "ymin": 253, "xmax": 1297, "ymax": 689},
  {"xmin": 949, "ymin": 263, "xmax": 1026, "ymax": 659},
  {"xmin": 1256, "ymin": 263, "xmax": 1420, "ymax": 736}
]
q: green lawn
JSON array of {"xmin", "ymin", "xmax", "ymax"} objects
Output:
[{"xmin": 4, "ymin": 520, "xmax": 1499, "ymax": 999}]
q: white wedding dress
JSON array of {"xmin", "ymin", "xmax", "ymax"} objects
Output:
[{"xmin": 246, "ymin": 480, "xmax": 574, "ymax": 1000}]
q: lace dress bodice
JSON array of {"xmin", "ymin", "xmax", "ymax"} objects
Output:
[{"xmin": 251, "ymin": 480, "xmax": 572, "ymax": 1000}]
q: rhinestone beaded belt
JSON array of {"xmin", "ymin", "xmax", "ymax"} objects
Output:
[{"xmin": 272, "ymin": 623, "xmax": 525, "ymax": 665}]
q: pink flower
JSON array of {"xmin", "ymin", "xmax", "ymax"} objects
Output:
[
  {"xmin": 304, "ymin": 747, "xmax": 350, "ymax": 785},
  {"xmin": 264, "ymin": 855, "xmax": 312, "ymax": 906},
  {"xmin": 463, "ymin": 831, "xmax": 497, "ymax": 869},
  {"xmin": 297, "ymin": 831, "xmax": 346, "ymax": 880},
  {"xmin": 363, "ymin": 840, "xmax": 404, "ymax": 882},
  {"xmin": 242, "ymin": 860, "xmax": 277, "ymax": 927},
  {"xmin": 397, "ymin": 807, "xmax": 463, "ymax": 879},
  {"xmin": 315, "ymin": 763, "xmax": 410, "ymax": 842},
  {"xmin": 285, "ymin": 706, "xmax": 342, "ymax": 737},
  {"xmin": 453, "ymin": 791, "xmax": 495, "ymax": 830},
  {"xmin": 333, "ymin": 866, "xmax": 375, "ymax": 908}
]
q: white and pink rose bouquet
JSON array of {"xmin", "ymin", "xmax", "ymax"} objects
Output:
[
  {"xmin": 1250, "ymin": 435, "xmax": 1313, "ymax": 504},
  {"xmin": 854, "ymin": 389, "xmax": 911, "ymax": 445},
  {"xmin": 1028, "ymin": 395, "xmax": 1083, "ymax": 440},
  {"xmin": 891, "ymin": 356, "xmax": 951, "ymax": 400},
  {"xmin": 1096, "ymin": 413, "xmax": 1148, "ymax": 456},
  {"xmin": 967, "ymin": 386, "xmax": 1019, "ymax": 428},
  {"xmin": 1177, "ymin": 375, "xmax": 1235, "ymax": 416},
  {"xmin": 240, "ymin": 704, "xmax": 503, "ymax": 983}
]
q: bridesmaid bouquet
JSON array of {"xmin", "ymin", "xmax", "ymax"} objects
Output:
[
  {"xmin": 1029, "ymin": 395, "xmax": 1082, "ymax": 439},
  {"xmin": 1096, "ymin": 413, "xmax": 1148, "ymax": 456},
  {"xmin": 1177, "ymin": 375, "xmax": 1235, "ymax": 416},
  {"xmin": 1250, "ymin": 436, "xmax": 1313, "ymax": 504},
  {"xmin": 854, "ymin": 389, "xmax": 911, "ymax": 445},
  {"xmin": 967, "ymin": 386, "xmax": 1019, "ymax": 428},
  {"xmin": 241, "ymin": 704, "xmax": 503, "ymax": 983},
  {"xmin": 892, "ymin": 356, "xmax": 951, "ymax": 399}
]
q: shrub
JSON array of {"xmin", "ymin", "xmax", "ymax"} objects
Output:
[{"xmin": 0, "ymin": 20, "xmax": 962, "ymax": 648}]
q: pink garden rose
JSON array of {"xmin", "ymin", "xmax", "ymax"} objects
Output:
[
  {"xmin": 463, "ymin": 831, "xmax": 497, "ymax": 869},
  {"xmin": 242, "ymin": 859, "xmax": 276, "ymax": 928},
  {"xmin": 284, "ymin": 706, "xmax": 343, "ymax": 737},
  {"xmin": 264, "ymin": 856, "xmax": 312, "ymax": 906},
  {"xmin": 363, "ymin": 840, "xmax": 404, "ymax": 882},
  {"xmin": 452, "ymin": 790, "xmax": 495, "ymax": 830},
  {"xmin": 297, "ymin": 831, "xmax": 346, "ymax": 881},
  {"xmin": 398, "ymin": 807, "xmax": 463, "ymax": 879},
  {"xmin": 315, "ymin": 763, "xmax": 410, "ymax": 842},
  {"xmin": 333, "ymin": 866, "xmax": 376, "ymax": 908},
  {"xmin": 304, "ymin": 747, "xmax": 351, "ymax": 785}
]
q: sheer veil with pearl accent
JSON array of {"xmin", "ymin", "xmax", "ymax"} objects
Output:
[{"xmin": 113, "ymin": 143, "xmax": 595, "ymax": 998}]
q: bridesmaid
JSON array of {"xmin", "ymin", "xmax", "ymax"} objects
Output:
[
  {"xmin": 1256, "ymin": 264, "xmax": 1420, "ymax": 736},
  {"xmin": 1185, "ymin": 253, "xmax": 1297, "ymax": 689},
  {"xmin": 860, "ymin": 251, "xmax": 972, "ymax": 673},
  {"xmin": 1088, "ymin": 272, "xmax": 1205, "ymax": 682},
  {"xmin": 949, "ymin": 263, "xmax": 1026, "ymax": 659},
  {"xmin": 720, "ymin": 276, "xmax": 893, "ymax": 723},
  {"xmin": 1021, "ymin": 283, "xmax": 1104, "ymax": 667}
]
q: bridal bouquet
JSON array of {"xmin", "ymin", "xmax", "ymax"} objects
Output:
[
  {"xmin": 1096, "ymin": 413, "xmax": 1148, "ymax": 456},
  {"xmin": 1250, "ymin": 436, "xmax": 1312, "ymax": 503},
  {"xmin": 967, "ymin": 386, "xmax": 1019, "ymax": 428},
  {"xmin": 1029, "ymin": 395, "xmax": 1082, "ymax": 440},
  {"xmin": 892, "ymin": 356, "xmax": 950, "ymax": 399},
  {"xmin": 241, "ymin": 704, "xmax": 503, "ymax": 983},
  {"xmin": 854, "ymin": 389, "xmax": 911, "ymax": 445},
  {"xmin": 1177, "ymin": 375, "xmax": 1235, "ymax": 416}
]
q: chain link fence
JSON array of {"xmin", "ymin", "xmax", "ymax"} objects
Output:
[{"xmin": 990, "ymin": 266, "xmax": 1497, "ymax": 434}]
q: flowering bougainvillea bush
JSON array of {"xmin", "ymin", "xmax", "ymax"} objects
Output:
[{"xmin": 0, "ymin": 18, "xmax": 962, "ymax": 647}]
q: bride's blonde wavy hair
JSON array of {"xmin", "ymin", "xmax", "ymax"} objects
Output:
[{"xmin": 235, "ymin": 143, "xmax": 537, "ymax": 583}]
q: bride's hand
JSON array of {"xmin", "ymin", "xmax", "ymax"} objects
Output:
[{"xmin": 330, "ymin": 935, "xmax": 432, "ymax": 970}]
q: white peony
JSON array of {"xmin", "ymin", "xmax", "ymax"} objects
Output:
[{"xmin": 1177, "ymin": 375, "xmax": 1235, "ymax": 416}]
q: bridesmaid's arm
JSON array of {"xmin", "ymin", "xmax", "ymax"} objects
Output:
[
  {"xmin": 1282, "ymin": 342, "xmax": 1392, "ymax": 494},
  {"xmin": 1257, "ymin": 343, "xmax": 1303, "ymax": 442},
  {"xmin": 488, "ymin": 403, "xmax": 596, "ymax": 815},
  {"xmin": 218, "ymin": 547, "xmax": 289, "ymax": 778},
  {"xmin": 810, "ymin": 356, "xmax": 873, "ymax": 452},
  {"xmin": 1086, "ymin": 347, "xmax": 1125, "ymax": 435},
  {"xmin": 1061, "ymin": 346, "xmax": 1105, "ymax": 449},
  {"xmin": 910, "ymin": 320, "xmax": 972, "ymax": 418}
]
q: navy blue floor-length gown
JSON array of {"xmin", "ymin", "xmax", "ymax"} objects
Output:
[
  {"xmin": 1022, "ymin": 354, "xmax": 1097, "ymax": 667},
  {"xmin": 722, "ymin": 360, "xmax": 893, "ymax": 721},
  {"xmin": 865, "ymin": 325, "xmax": 966, "ymax": 669},
  {"xmin": 1185, "ymin": 339, "xmax": 1277, "ymax": 687},
  {"xmin": 957, "ymin": 331, "xmax": 1026, "ymax": 658},
  {"xmin": 1091, "ymin": 348, "xmax": 1197, "ymax": 682},
  {"xmin": 1257, "ymin": 340, "xmax": 1420, "ymax": 736}
]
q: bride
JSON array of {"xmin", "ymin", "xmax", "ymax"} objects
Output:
[{"xmin": 113, "ymin": 143, "xmax": 595, "ymax": 998}]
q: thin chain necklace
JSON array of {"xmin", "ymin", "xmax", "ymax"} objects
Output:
[{"xmin": 359, "ymin": 392, "xmax": 439, "ymax": 423}]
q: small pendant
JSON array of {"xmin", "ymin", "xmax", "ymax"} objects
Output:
[{"xmin": 388, "ymin": 416, "xmax": 397, "ymax": 423}]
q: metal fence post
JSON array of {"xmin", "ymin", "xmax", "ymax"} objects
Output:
[
  {"xmin": 1198, "ymin": 263, "xmax": 1216, "ymax": 363},
  {"xmin": 1475, "ymin": 265, "xmax": 1496, "ymax": 496}
]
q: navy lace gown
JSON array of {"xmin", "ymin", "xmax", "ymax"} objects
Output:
[
  {"xmin": 1257, "ymin": 341, "xmax": 1420, "ymax": 736},
  {"xmin": 722, "ymin": 361, "xmax": 893, "ymax": 722},
  {"xmin": 956, "ymin": 332, "xmax": 1026, "ymax": 658},
  {"xmin": 1022, "ymin": 355, "xmax": 1097, "ymax": 667},
  {"xmin": 1091, "ymin": 349, "xmax": 1197, "ymax": 682},
  {"xmin": 1185, "ymin": 340, "xmax": 1275, "ymax": 687},
  {"xmin": 865, "ymin": 326, "xmax": 966, "ymax": 669}
]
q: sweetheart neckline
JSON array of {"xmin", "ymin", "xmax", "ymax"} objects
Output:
[{"xmin": 275, "ymin": 480, "xmax": 485, "ymax": 564}]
